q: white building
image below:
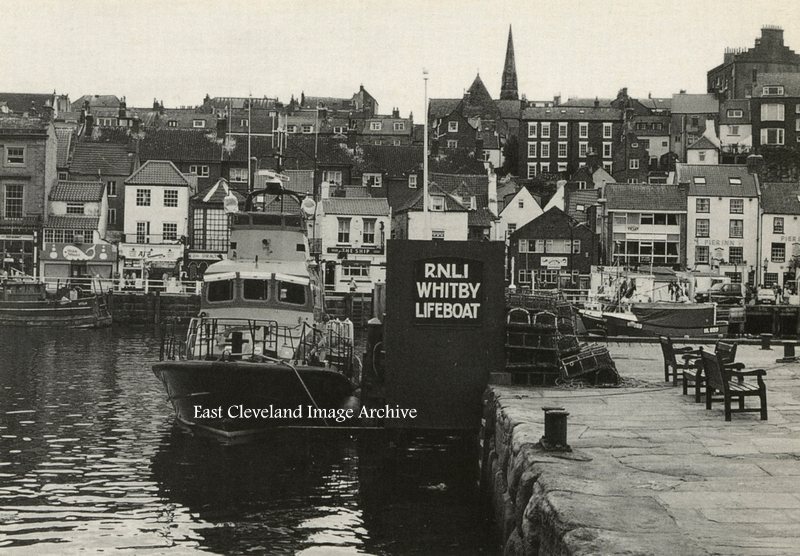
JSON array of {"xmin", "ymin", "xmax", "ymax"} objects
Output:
[
  {"xmin": 497, "ymin": 186, "xmax": 543, "ymax": 240},
  {"xmin": 759, "ymin": 182, "xmax": 800, "ymax": 288},
  {"xmin": 121, "ymin": 160, "xmax": 195, "ymax": 280},
  {"xmin": 391, "ymin": 183, "xmax": 469, "ymax": 241},
  {"xmin": 41, "ymin": 180, "xmax": 116, "ymax": 279},
  {"xmin": 319, "ymin": 196, "xmax": 391, "ymax": 293},
  {"xmin": 676, "ymin": 164, "xmax": 759, "ymax": 284}
]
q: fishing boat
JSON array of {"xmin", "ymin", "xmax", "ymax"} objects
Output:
[
  {"xmin": 152, "ymin": 175, "xmax": 361, "ymax": 438},
  {"xmin": 0, "ymin": 276, "xmax": 111, "ymax": 328}
]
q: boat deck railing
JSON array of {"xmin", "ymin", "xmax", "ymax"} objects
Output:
[{"xmin": 159, "ymin": 317, "xmax": 356, "ymax": 378}]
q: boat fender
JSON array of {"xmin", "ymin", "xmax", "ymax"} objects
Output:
[{"xmin": 220, "ymin": 349, "xmax": 231, "ymax": 362}]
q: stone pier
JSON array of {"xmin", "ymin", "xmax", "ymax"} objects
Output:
[{"xmin": 483, "ymin": 342, "xmax": 800, "ymax": 555}]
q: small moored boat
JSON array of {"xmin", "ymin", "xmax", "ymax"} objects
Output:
[{"xmin": 0, "ymin": 277, "xmax": 111, "ymax": 328}]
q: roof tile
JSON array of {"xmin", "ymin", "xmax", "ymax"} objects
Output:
[{"xmin": 49, "ymin": 181, "xmax": 105, "ymax": 202}]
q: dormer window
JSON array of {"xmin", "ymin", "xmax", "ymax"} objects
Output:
[
  {"xmin": 370, "ymin": 121, "xmax": 382, "ymax": 131},
  {"xmin": 729, "ymin": 177, "xmax": 742, "ymax": 186},
  {"xmin": 393, "ymin": 122, "xmax": 405, "ymax": 131},
  {"xmin": 693, "ymin": 176, "xmax": 706, "ymax": 185},
  {"xmin": 448, "ymin": 121, "xmax": 458, "ymax": 132},
  {"xmin": 408, "ymin": 174, "xmax": 417, "ymax": 188},
  {"xmin": 430, "ymin": 196, "xmax": 445, "ymax": 211},
  {"xmin": 727, "ymin": 109, "xmax": 743, "ymax": 118},
  {"xmin": 192, "ymin": 119, "xmax": 206, "ymax": 128},
  {"xmin": 167, "ymin": 120, "xmax": 178, "ymax": 127}
]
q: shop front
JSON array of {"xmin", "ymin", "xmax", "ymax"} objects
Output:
[
  {"xmin": 119, "ymin": 243, "xmax": 184, "ymax": 285},
  {"xmin": 185, "ymin": 251, "xmax": 225, "ymax": 280},
  {"xmin": 0, "ymin": 228, "xmax": 38, "ymax": 277},
  {"xmin": 40, "ymin": 242, "xmax": 118, "ymax": 279}
]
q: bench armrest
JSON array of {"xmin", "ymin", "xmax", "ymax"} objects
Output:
[
  {"xmin": 723, "ymin": 362, "xmax": 746, "ymax": 370},
  {"xmin": 730, "ymin": 368, "xmax": 766, "ymax": 378},
  {"xmin": 674, "ymin": 346, "xmax": 700, "ymax": 354}
]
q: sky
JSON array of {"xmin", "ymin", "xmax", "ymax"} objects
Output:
[{"xmin": 2, "ymin": 0, "xmax": 800, "ymax": 118}]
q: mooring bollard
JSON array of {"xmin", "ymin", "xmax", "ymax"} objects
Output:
[
  {"xmin": 760, "ymin": 333, "xmax": 773, "ymax": 350},
  {"xmin": 541, "ymin": 406, "xmax": 571, "ymax": 452},
  {"xmin": 777, "ymin": 340, "xmax": 799, "ymax": 363}
]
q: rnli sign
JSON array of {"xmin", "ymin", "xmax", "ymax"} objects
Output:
[{"xmin": 413, "ymin": 257, "xmax": 483, "ymax": 324}]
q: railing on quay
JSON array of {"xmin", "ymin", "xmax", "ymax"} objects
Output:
[{"xmin": 39, "ymin": 276, "xmax": 203, "ymax": 296}]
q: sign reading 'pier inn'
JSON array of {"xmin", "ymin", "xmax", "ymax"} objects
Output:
[{"xmin": 413, "ymin": 257, "xmax": 483, "ymax": 324}]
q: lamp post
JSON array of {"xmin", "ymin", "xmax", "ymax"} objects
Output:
[
  {"xmin": 763, "ymin": 258, "xmax": 769, "ymax": 287},
  {"xmin": 422, "ymin": 68, "xmax": 429, "ymax": 237}
]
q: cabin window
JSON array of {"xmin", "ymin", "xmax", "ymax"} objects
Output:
[
  {"xmin": 243, "ymin": 279, "xmax": 269, "ymax": 300},
  {"xmin": 277, "ymin": 281, "xmax": 305, "ymax": 305},
  {"xmin": 207, "ymin": 280, "xmax": 234, "ymax": 302}
]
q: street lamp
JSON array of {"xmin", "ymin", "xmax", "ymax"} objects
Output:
[{"xmin": 422, "ymin": 68, "xmax": 429, "ymax": 231}]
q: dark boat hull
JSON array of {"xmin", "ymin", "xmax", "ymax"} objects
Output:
[
  {"xmin": 604, "ymin": 313, "xmax": 728, "ymax": 338},
  {"xmin": 152, "ymin": 360, "xmax": 359, "ymax": 437},
  {"xmin": 0, "ymin": 297, "xmax": 112, "ymax": 328}
]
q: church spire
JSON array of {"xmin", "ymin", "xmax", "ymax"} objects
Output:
[{"xmin": 500, "ymin": 25, "xmax": 519, "ymax": 101}]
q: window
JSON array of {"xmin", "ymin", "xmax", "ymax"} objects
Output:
[
  {"xmin": 729, "ymin": 219, "xmax": 743, "ymax": 238},
  {"xmin": 362, "ymin": 219, "xmax": 376, "ymax": 244},
  {"xmin": 507, "ymin": 223, "xmax": 517, "ymax": 237},
  {"xmin": 558, "ymin": 142, "xmax": 567, "ymax": 158},
  {"xmin": 527, "ymin": 122, "xmax": 537, "ymax": 138},
  {"xmin": 696, "ymin": 218, "xmax": 710, "ymax": 237},
  {"xmin": 729, "ymin": 198, "xmax": 743, "ymax": 214},
  {"xmin": 362, "ymin": 173, "xmax": 382, "ymax": 187},
  {"xmin": 541, "ymin": 122, "xmax": 550, "ymax": 138},
  {"xmin": 728, "ymin": 125, "xmax": 740, "ymax": 136},
  {"xmin": 333, "ymin": 126, "xmax": 346, "ymax": 134},
  {"xmin": 230, "ymin": 168, "xmax": 247, "ymax": 183},
  {"xmin": 761, "ymin": 128, "xmax": 785, "ymax": 145},
  {"xmin": 337, "ymin": 218, "xmax": 351, "ymax": 243},
  {"xmin": 527, "ymin": 163, "xmax": 537, "ymax": 179},
  {"xmin": 136, "ymin": 189, "xmax": 151, "ymax": 206},
  {"xmin": 66, "ymin": 202, "xmax": 84, "ymax": 214},
  {"xmin": 579, "ymin": 122, "xmax": 588, "ymax": 138},
  {"xmin": 696, "ymin": 198, "xmax": 710, "ymax": 213},
  {"xmin": 162, "ymin": 222, "xmax": 178, "ymax": 241},
  {"xmin": 602, "ymin": 162, "xmax": 613, "ymax": 173},
  {"xmin": 5, "ymin": 146, "xmax": 24, "ymax": 165},
  {"xmin": 322, "ymin": 170, "xmax": 342, "ymax": 185},
  {"xmin": 4, "ymin": 184, "xmax": 23, "ymax": 218},
  {"xmin": 518, "ymin": 199, "xmax": 524, "ymax": 209},
  {"xmin": 58, "ymin": 171, "xmax": 68, "ymax": 180},
  {"xmin": 393, "ymin": 122, "xmax": 405, "ymax": 131},
  {"xmin": 727, "ymin": 109, "xmax": 743, "ymax": 118},
  {"xmin": 774, "ymin": 217, "xmax": 785, "ymax": 234},
  {"xmin": 106, "ymin": 180, "xmax": 116, "ymax": 197},
  {"xmin": 729, "ymin": 246, "xmax": 744, "ymax": 264},
  {"xmin": 301, "ymin": 124, "xmax": 313, "ymax": 133},
  {"xmin": 698, "ymin": 152, "xmax": 706, "ymax": 162},
  {"xmin": 576, "ymin": 203, "xmax": 585, "ymax": 211},
  {"xmin": 527, "ymin": 142, "xmax": 537, "ymax": 158},
  {"xmin": 797, "ymin": 104, "xmax": 800, "ymax": 114},
  {"xmin": 579, "ymin": 141, "xmax": 588, "ymax": 158},
  {"xmin": 207, "ymin": 280, "xmax": 233, "ymax": 302},
  {"xmin": 240, "ymin": 119, "xmax": 249, "ymax": 127},
  {"xmin": 108, "ymin": 208, "xmax": 116, "ymax": 225},
  {"xmin": 693, "ymin": 176, "xmax": 706, "ymax": 185},
  {"xmin": 135, "ymin": 221, "xmax": 150, "ymax": 243},
  {"xmin": 243, "ymin": 279, "xmax": 269, "ymax": 300},
  {"xmin": 761, "ymin": 103, "xmax": 785, "ymax": 121},
  {"xmin": 408, "ymin": 174, "xmax": 417, "ymax": 188},
  {"xmin": 431, "ymin": 229, "xmax": 445, "ymax": 240},
  {"xmin": 160, "ymin": 189, "xmax": 179, "ymax": 208},
  {"xmin": 97, "ymin": 117, "xmax": 115, "ymax": 127},
  {"xmin": 577, "ymin": 181, "xmax": 587, "ymax": 190},
  {"xmin": 431, "ymin": 196, "xmax": 445, "ymax": 211},
  {"xmin": 447, "ymin": 140, "xmax": 458, "ymax": 149},
  {"xmin": 518, "ymin": 269, "xmax": 532, "ymax": 285},
  {"xmin": 772, "ymin": 242, "xmax": 786, "ymax": 263},
  {"xmin": 696, "ymin": 246, "xmax": 710, "ymax": 264},
  {"xmin": 167, "ymin": 120, "xmax": 178, "ymax": 127},
  {"xmin": 558, "ymin": 122, "xmax": 568, "ymax": 138},
  {"xmin": 764, "ymin": 272, "xmax": 779, "ymax": 287},
  {"xmin": 189, "ymin": 165, "xmax": 209, "ymax": 177},
  {"xmin": 603, "ymin": 123, "xmax": 613, "ymax": 139},
  {"xmin": 640, "ymin": 213, "xmax": 654, "ymax": 225},
  {"xmin": 762, "ymin": 86, "xmax": 785, "ymax": 96},
  {"xmin": 286, "ymin": 124, "xmax": 297, "ymax": 133},
  {"xmin": 341, "ymin": 262, "xmax": 370, "ymax": 279},
  {"xmin": 192, "ymin": 119, "xmax": 206, "ymax": 128},
  {"xmin": 572, "ymin": 240, "xmax": 581, "ymax": 254},
  {"xmin": 481, "ymin": 150, "xmax": 490, "ymax": 161},
  {"xmin": 557, "ymin": 162, "xmax": 567, "ymax": 172},
  {"xmin": 540, "ymin": 142, "xmax": 550, "ymax": 158},
  {"xmin": 448, "ymin": 121, "xmax": 458, "ymax": 132},
  {"xmin": 602, "ymin": 142, "xmax": 612, "ymax": 158},
  {"xmin": 629, "ymin": 159, "xmax": 639, "ymax": 170},
  {"xmin": 540, "ymin": 162, "xmax": 550, "ymax": 173}
]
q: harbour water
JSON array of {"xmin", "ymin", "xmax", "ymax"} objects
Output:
[{"xmin": 0, "ymin": 327, "xmax": 495, "ymax": 554}]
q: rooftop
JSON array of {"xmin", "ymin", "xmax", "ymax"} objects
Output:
[
  {"xmin": 761, "ymin": 182, "xmax": 800, "ymax": 214},
  {"xmin": 675, "ymin": 164, "xmax": 759, "ymax": 198},
  {"xmin": 44, "ymin": 215, "xmax": 100, "ymax": 230},
  {"xmin": 70, "ymin": 141, "xmax": 133, "ymax": 176},
  {"xmin": 125, "ymin": 160, "xmax": 190, "ymax": 186},
  {"xmin": 49, "ymin": 181, "xmax": 105, "ymax": 202},
  {"xmin": 671, "ymin": 93, "xmax": 719, "ymax": 114},
  {"xmin": 522, "ymin": 105, "xmax": 622, "ymax": 121},
  {"xmin": 605, "ymin": 183, "xmax": 687, "ymax": 211},
  {"xmin": 323, "ymin": 197, "xmax": 390, "ymax": 216}
]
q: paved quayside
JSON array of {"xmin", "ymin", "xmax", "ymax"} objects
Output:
[{"xmin": 484, "ymin": 342, "xmax": 800, "ymax": 555}]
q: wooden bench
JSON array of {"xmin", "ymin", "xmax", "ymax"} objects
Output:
[
  {"xmin": 700, "ymin": 349, "xmax": 767, "ymax": 421},
  {"xmin": 683, "ymin": 340, "xmax": 744, "ymax": 403},
  {"xmin": 659, "ymin": 336, "xmax": 702, "ymax": 385}
]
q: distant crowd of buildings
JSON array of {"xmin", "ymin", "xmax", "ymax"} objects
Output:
[{"xmin": 2, "ymin": 25, "xmax": 800, "ymax": 292}]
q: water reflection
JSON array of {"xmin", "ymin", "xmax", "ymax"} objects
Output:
[{"xmin": 0, "ymin": 327, "xmax": 495, "ymax": 554}]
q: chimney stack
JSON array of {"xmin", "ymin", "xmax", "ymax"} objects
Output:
[
  {"xmin": 85, "ymin": 113, "xmax": 94, "ymax": 137},
  {"xmin": 118, "ymin": 97, "xmax": 127, "ymax": 119},
  {"xmin": 216, "ymin": 117, "xmax": 227, "ymax": 140},
  {"xmin": 760, "ymin": 26, "xmax": 784, "ymax": 50},
  {"xmin": 746, "ymin": 154, "xmax": 765, "ymax": 175},
  {"xmin": 392, "ymin": 106, "xmax": 399, "ymax": 118},
  {"xmin": 593, "ymin": 97, "xmax": 600, "ymax": 108}
]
